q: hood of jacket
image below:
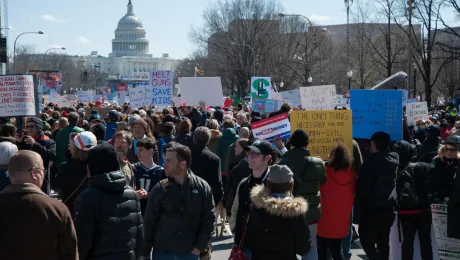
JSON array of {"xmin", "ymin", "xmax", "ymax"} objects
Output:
[
  {"xmin": 89, "ymin": 170, "xmax": 127, "ymax": 193},
  {"xmin": 210, "ymin": 129, "xmax": 222, "ymax": 139},
  {"xmin": 250, "ymin": 185, "xmax": 307, "ymax": 218},
  {"xmin": 425, "ymin": 124, "xmax": 441, "ymax": 143},
  {"xmin": 222, "ymin": 128, "xmax": 237, "ymax": 139},
  {"xmin": 327, "ymin": 167, "xmax": 354, "ymax": 186},
  {"xmin": 393, "ymin": 140, "xmax": 415, "ymax": 169},
  {"xmin": 368, "ymin": 151, "xmax": 399, "ymax": 171}
]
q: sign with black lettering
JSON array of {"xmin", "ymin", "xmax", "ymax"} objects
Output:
[{"xmin": 406, "ymin": 101, "xmax": 429, "ymax": 126}]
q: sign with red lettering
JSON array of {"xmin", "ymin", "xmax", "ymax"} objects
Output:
[
  {"xmin": 149, "ymin": 70, "xmax": 172, "ymax": 106},
  {"xmin": 0, "ymin": 75, "xmax": 36, "ymax": 116},
  {"xmin": 300, "ymin": 85, "xmax": 336, "ymax": 110}
]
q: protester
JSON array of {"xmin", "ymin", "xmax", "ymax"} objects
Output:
[
  {"xmin": 225, "ymin": 138, "xmax": 250, "ymax": 214},
  {"xmin": 417, "ymin": 124, "xmax": 441, "ymax": 163},
  {"xmin": 74, "ymin": 143, "xmax": 144, "ymax": 259},
  {"xmin": 206, "ymin": 119, "xmax": 221, "ymax": 153},
  {"xmin": 0, "ymin": 142, "xmax": 18, "ymax": 191},
  {"xmin": 90, "ymin": 122, "xmax": 106, "ymax": 143},
  {"xmin": 0, "ymin": 150, "xmax": 78, "ymax": 259},
  {"xmin": 113, "ymin": 130, "xmax": 136, "ymax": 187},
  {"xmin": 157, "ymin": 121, "xmax": 176, "ymax": 166},
  {"xmin": 105, "ymin": 110, "xmax": 120, "ymax": 141},
  {"xmin": 227, "ymin": 126, "xmax": 251, "ymax": 173},
  {"xmin": 175, "ymin": 118, "xmax": 194, "ymax": 148},
  {"xmin": 142, "ymin": 142, "xmax": 215, "ymax": 260},
  {"xmin": 56, "ymin": 112, "xmax": 84, "ymax": 167}
]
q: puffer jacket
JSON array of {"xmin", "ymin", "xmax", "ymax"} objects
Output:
[
  {"xmin": 243, "ymin": 185, "xmax": 311, "ymax": 260},
  {"xmin": 74, "ymin": 171, "xmax": 143, "ymax": 260},
  {"xmin": 278, "ymin": 148, "xmax": 326, "ymax": 221},
  {"xmin": 216, "ymin": 128, "xmax": 238, "ymax": 172},
  {"xmin": 142, "ymin": 171, "xmax": 215, "ymax": 256}
]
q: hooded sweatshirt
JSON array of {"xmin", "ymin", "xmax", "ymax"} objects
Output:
[
  {"xmin": 216, "ymin": 128, "xmax": 238, "ymax": 172},
  {"xmin": 417, "ymin": 124, "xmax": 441, "ymax": 163}
]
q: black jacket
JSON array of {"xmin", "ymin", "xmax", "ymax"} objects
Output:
[
  {"xmin": 225, "ymin": 158, "xmax": 251, "ymax": 214},
  {"xmin": 56, "ymin": 160, "xmax": 88, "ymax": 217},
  {"xmin": 190, "ymin": 144, "xmax": 223, "ymax": 205},
  {"xmin": 357, "ymin": 150, "xmax": 399, "ymax": 213},
  {"xmin": 243, "ymin": 186, "xmax": 311, "ymax": 260},
  {"xmin": 75, "ymin": 171, "xmax": 143, "ymax": 260},
  {"xmin": 417, "ymin": 125, "xmax": 441, "ymax": 163},
  {"xmin": 142, "ymin": 172, "xmax": 216, "ymax": 256},
  {"xmin": 175, "ymin": 132, "xmax": 195, "ymax": 149},
  {"xmin": 431, "ymin": 156, "xmax": 458, "ymax": 203}
]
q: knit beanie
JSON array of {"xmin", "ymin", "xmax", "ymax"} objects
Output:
[
  {"xmin": 133, "ymin": 118, "xmax": 148, "ymax": 132},
  {"xmin": 87, "ymin": 143, "xmax": 120, "ymax": 176},
  {"xmin": 26, "ymin": 117, "xmax": 43, "ymax": 133}
]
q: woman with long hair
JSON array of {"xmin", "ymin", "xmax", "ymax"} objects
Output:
[
  {"xmin": 225, "ymin": 138, "xmax": 250, "ymax": 215},
  {"xmin": 317, "ymin": 143, "xmax": 356, "ymax": 260}
]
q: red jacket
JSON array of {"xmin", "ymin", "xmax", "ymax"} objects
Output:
[{"xmin": 317, "ymin": 166, "xmax": 356, "ymax": 239}]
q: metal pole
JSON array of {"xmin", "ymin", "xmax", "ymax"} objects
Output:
[
  {"xmin": 348, "ymin": 77, "xmax": 351, "ymax": 90},
  {"xmin": 407, "ymin": 0, "xmax": 413, "ymax": 93},
  {"xmin": 413, "ymin": 66, "xmax": 417, "ymax": 98},
  {"xmin": 14, "ymin": 32, "xmax": 43, "ymax": 72},
  {"xmin": 345, "ymin": 0, "xmax": 353, "ymax": 67}
]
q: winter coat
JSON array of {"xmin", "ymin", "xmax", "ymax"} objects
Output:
[
  {"xmin": 278, "ymin": 148, "xmax": 326, "ymax": 221},
  {"xmin": 431, "ymin": 156, "xmax": 458, "ymax": 203},
  {"xmin": 190, "ymin": 144, "xmax": 223, "ymax": 205},
  {"xmin": 55, "ymin": 125, "xmax": 85, "ymax": 167},
  {"xmin": 225, "ymin": 158, "xmax": 251, "ymax": 214},
  {"xmin": 175, "ymin": 132, "xmax": 195, "ymax": 149},
  {"xmin": 216, "ymin": 128, "xmax": 238, "ymax": 173},
  {"xmin": 142, "ymin": 172, "xmax": 216, "ymax": 256},
  {"xmin": 0, "ymin": 167, "xmax": 9, "ymax": 192},
  {"xmin": 357, "ymin": 150, "xmax": 399, "ymax": 213},
  {"xmin": 207, "ymin": 129, "xmax": 222, "ymax": 154},
  {"xmin": 441, "ymin": 127, "xmax": 450, "ymax": 141},
  {"xmin": 56, "ymin": 160, "xmax": 88, "ymax": 217},
  {"xmin": 317, "ymin": 166, "xmax": 356, "ymax": 239},
  {"xmin": 243, "ymin": 185, "xmax": 311, "ymax": 260},
  {"xmin": 74, "ymin": 171, "xmax": 144, "ymax": 260},
  {"xmin": 448, "ymin": 167, "xmax": 460, "ymax": 238},
  {"xmin": 417, "ymin": 125, "xmax": 441, "ymax": 163}
]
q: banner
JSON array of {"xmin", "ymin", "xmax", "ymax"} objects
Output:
[
  {"xmin": 29, "ymin": 71, "xmax": 62, "ymax": 95},
  {"xmin": 250, "ymin": 113, "xmax": 291, "ymax": 141},
  {"xmin": 77, "ymin": 91, "xmax": 94, "ymax": 103},
  {"xmin": 406, "ymin": 101, "xmax": 429, "ymax": 126},
  {"xmin": 178, "ymin": 77, "xmax": 224, "ymax": 106},
  {"xmin": 432, "ymin": 203, "xmax": 460, "ymax": 259},
  {"xmin": 128, "ymin": 85, "xmax": 152, "ymax": 108},
  {"xmin": 0, "ymin": 75, "xmax": 36, "ymax": 116},
  {"xmin": 149, "ymin": 70, "xmax": 172, "ymax": 106},
  {"xmin": 300, "ymin": 85, "xmax": 336, "ymax": 110},
  {"xmin": 350, "ymin": 90, "xmax": 403, "ymax": 141},
  {"xmin": 290, "ymin": 110, "xmax": 353, "ymax": 160},
  {"xmin": 251, "ymin": 77, "xmax": 271, "ymax": 99}
]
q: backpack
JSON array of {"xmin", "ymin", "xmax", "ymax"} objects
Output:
[
  {"xmin": 159, "ymin": 138, "xmax": 167, "ymax": 166},
  {"xmin": 396, "ymin": 166, "xmax": 419, "ymax": 209}
]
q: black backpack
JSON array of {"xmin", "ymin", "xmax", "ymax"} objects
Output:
[{"xmin": 397, "ymin": 166, "xmax": 420, "ymax": 209}]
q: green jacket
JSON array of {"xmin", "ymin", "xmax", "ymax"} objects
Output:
[
  {"xmin": 216, "ymin": 128, "xmax": 238, "ymax": 172},
  {"xmin": 278, "ymin": 147, "xmax": 326, "ymax": 221},
  {"xmin": 55, "ymin": 125, "xmax": 84, "ymax": 168}
]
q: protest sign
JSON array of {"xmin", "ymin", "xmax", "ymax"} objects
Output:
[
  {"xmin": 402, "ymin": 90, "xmax": 408, "ymax": 107},
  {"xmin": 300, "ymin": 85, "xmax": 336, "ymax": 110},
  {"xmin": 251, "ymin": 77, "xmax": 271, "ymax": 99},
  {"xmin": 265, "ymin": 99, "xmax": 278, "ymax": 113},
  {"xmin": 432, "ymin": 203, "xmax": 460, "ymax": 260},
  {"xmin": 350, "ymin": 90, "xmax": 403, "ymax": 141},
  {"xmin": 84, "ymin": 107, "xmax": 114, "ymax": 120},
  {"xmin": 0, "ymin": 75, "xmax": 37, "ymax": 117},
  {"xmin": 56, "ymin": 94, "xmax": 77, "ymax": 107},
  {"xmin": 49, "ymin": 90, "xmax": 58, "ymax": 103},
  {"xmin": 77, "ymin": 91, "xmax": 94, "ymax": 103},
  {"xmin": 250, "ymin": 113, "xmax": 291, "ymax": 141},
  {"xmin": 407, "ymin": 98, "xmax": 417, "ymax": 104},
  {"xmin": 128, "ymin": 85, "xmax": 152, "ymax": 108},
  {"xmin": 290, "ymin": 110, "xmax": 353, "ymax": 160},
  {"xmin": 118, "ymin": 91, "xmax": 127, "ymax": 104},
  {"xmin": 280, "ymin": 89, "xmax": 301, "ymax": 107},
  {"xmin": 29, "ymin": 71, "xmax": 62, "ymax": 94},
  {"xmin": 406, "ymin": 101, "xmax": 429, "ymax": 126},
  {"xmin": 178, "ymin": 77, "xmax": 224, "ymax": 106},
  {"xmin": 252, "ymin": 99, "xmax": 266, "ymax": 113},
  {"xmin": 149, "ymin": 70, "xmax": 172, "ymax": 106}
]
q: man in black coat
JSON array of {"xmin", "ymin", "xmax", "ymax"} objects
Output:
[{"xmin": 190, "ymin": 126, "xmax": 223, "ymax": 205}]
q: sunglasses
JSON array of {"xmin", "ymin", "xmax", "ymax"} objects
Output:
[{"xmin": 446, "ymin": 148, "xmax": 457, "ymax": 152}]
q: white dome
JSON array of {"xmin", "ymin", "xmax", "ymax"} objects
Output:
[{"xmin": 117, "ymin": 15, "xmax": 143, "ymax": 29}]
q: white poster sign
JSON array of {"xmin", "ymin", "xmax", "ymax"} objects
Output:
[
  {"xmin": 432, "ymin": 203, "xmax": 460, "ymax": 260},
  {"xmin": 118, "ymin": 91, "xmax": 127, "ymax": 105},
  {"xmin": 280, "ymin": 89, "xmax": 301, "ymax": 107},
  {"xmin": 77, "ymin": 91, "xmax": 94, "ymax": 103},
  {"xmin": 300, "ymin": 85, "xmax": 336, "ymax": 110},
  {"xmin": 0, "ymin": 75, "xmax": 36, "ymax": 116},
  {"xmin": 149, "ymin": 70, "xmax": 172, "ymax": 106},
  {"xmin": 178, "ymin": 77, "xmax": 224, "ymax": 106},
  {"xmin": 251, "ymin": 77, "xmax": 271, "ymax": 99},
  {"xmin": 406, "ymin": 101, "xmax": 429, "ymax": 126},
  {"xmin": 56, "ymin": 94, "xmax": 77, "ymax": 107},
  {"xmin": 49, "ymin": 90, "xmax": 58, "ymax": 103},
  {"xmin": 128, "ymin": 85, "xmax": 152, "ymax": 108}
]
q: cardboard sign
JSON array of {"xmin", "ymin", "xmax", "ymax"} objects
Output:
[
  {"xmin": 0, "ymin": 75, "xmax": 36, "ymax": 116},
  {"xmin": 77, "ymin": 91, "xmax": 94, "ymax": 103},
  {"xmin": 406, "ymin": 101, "xmax": 429, "ymax": 126},
  {"xmin": 351, "ymin": 90, "xmax": 403, "ymax": 141},
  {"xmin": 252, "ymin": 99, "xmax": 266, "ymax": 113},
  {"xmin": 265, "ymin": 99, "xmax": 278, "ymax": 113},
  {"xmin": 149, "ymin": 70, "xmax": 172, "ymax": 106},
  {"xmin": 250, "ymin": 113, "xmax": 291, "ymax": 141},
  {"xmin": 290, "ymin": 110, "xmax": 353, "ymax": 160},
  {"xmin": 251, "ymin": 77, "xmax": 272, "ymax": 99},
  {"xmin": 178, "ymin": 77, "xmax": 224, "ymax": 106},
  {"xmin": 128, "ymin": 85, "xmax": 152, "ymax": 109},
  {"xmin": 432, "ymin": 203, "xmax": 460, "ymax": 260},
  {"xmin": 84, "ymin": 107, "xmax": 114, "ymax": 120},
  {"xmin": 300, "ymin": 85, "xmax": 336, "ymax": 110}
]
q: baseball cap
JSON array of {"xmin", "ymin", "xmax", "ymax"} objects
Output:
[
  {"xmin": 268, "ymin": 165, "xmax": 294, "ymax": 184},
  {"xmin": 73, "ymin": 131, "xmax": 97, "ymax": 151},
  {"xmin": 245, "ymin": 139, "xmax": 274, "ymax": 156}
]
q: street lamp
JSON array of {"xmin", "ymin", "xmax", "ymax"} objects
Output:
[
  {"xmin": 43, "ymin": 47, "xmax": 66, "ymax": 69},
  {"xmin": 13, "ymin": 31, "xmax": 44, "ymax": 72},
  {"xmin": 319, "ymin": 28, "xmax": 332, "ymax": 84},
  {"xmin": 280, "ymin": 81, "xmax": 284, "ymax": 89},
  {"xmin": 230, "ymin": 41, "xmax": 256, "ymax": 77},
  {"xmin": 347, "ymin": 69, "xmax": 353, "ymax": 90},
  {"xmin": 308, "ymin": 76, "xmax": 313, "ymax": 85},
  {"xmin": 413, "ymin": 63, "xmax": 417, "ymax": 98},
  {"xmin": 344, "ymin": 0, "xmax": 353, "ymax": 67}
]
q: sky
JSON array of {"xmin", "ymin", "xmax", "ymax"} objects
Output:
[{"xmin": 7, "ymin": 0, "xmax": 460, "ymax": 59}]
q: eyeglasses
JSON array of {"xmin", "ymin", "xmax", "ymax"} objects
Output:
[
  {"xmin": 28, "ymin": 167, "xmax": 45, "ymax": 173},
  {"xmin": 446, "ymin": 148, "xmax": 457, "ymax": 152},
  {"xmin": 25, "ymin": 125, "xmax": 35, "ymax": 129}
]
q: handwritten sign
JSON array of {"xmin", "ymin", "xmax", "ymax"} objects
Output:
[
  {"xmin": 0, "ymin": 75, "xmax": 36, "ymax": 116},
  {"xmin": 300, "ymin": 85, "xmax": 336, "ymax": 110},
  {"xmin": 149, "ymin": 70, "xmax": 172, "ymax": 106},
  {"xmin": 77, "ymin": 91, "xmax": 94, "ymax": 103},
  {"xmin": 351, "ymin": 90, "xmax": 403, "ymax": 141},
  {"xmin": 290, "ymin": 110, "xmax": 353, "ymax": 160},
  {"xmin": 56, "ymin": 94, "xmax": 77, "ymax": 107},
  {"xmin": 128, "ymin": 85, "xmax": 152, "ymax": 109},
  {"xmin": 250, "ymin": 113, "xmax": 291, "ymax": 141},
  {"xmin": 432, "ymin": 203, "xmax": 460, "ymax": 259},
  {"xmin": 406, "ymin": 101, "xmax": 429, "ymax": 126}
]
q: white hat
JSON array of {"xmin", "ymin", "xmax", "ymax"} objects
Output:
[
  {"xmin": 0, "ymin": 142, "xmax": 18, "ymax": 165},
  {"xmin": 73, "ymin": 131, "xmax": 97, "ymax": 151}
]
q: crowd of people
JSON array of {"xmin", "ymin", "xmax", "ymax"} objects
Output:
[{"xmin": 0, "ymin": 99, "xmax": 459, "ymax": 260}]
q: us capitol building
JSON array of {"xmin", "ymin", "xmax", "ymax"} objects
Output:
[{"xmin": 71, "ymin": 0, "xmax": 180, "ymax": 81}]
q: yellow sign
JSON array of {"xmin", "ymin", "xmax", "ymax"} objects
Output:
[{"xmin": 290, "ymin": 110, "xmax": 353, "ymax": 160}]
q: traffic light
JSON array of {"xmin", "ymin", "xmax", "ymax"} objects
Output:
[{"xmin": 0, "ymin": 38, "xmax": 7, "ymax": 63}]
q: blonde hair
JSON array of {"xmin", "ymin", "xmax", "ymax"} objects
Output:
[
  {"xmin": 69, "ymin": 141, "xmax": 90, "ymax": 161},
  {"xmin": 436, "ymin": 144, "xmax": 460, "ymax": 159}
]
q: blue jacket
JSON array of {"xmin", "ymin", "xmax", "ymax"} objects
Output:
[
  {"xmin": 0, "ymin": 169, "xmax": 10, "ymax": 192},
  {"xmin": 105, "ymin": 122, "xmax": 118, "ymax": 141}
]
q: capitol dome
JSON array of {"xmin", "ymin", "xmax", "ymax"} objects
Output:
[{"xmin": 110, "ymin": 0, "xmax": 151, "ymax": 57}]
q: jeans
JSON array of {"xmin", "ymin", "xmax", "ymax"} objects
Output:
[
  {"xmin": 302, "ymin": 223, "xmax": 318, "ymax": 260},
  {"xmin": 359, "ymin": 211, "xmax": 395, "ymax": 260},
  {"xmin": 154, "ymin": 252, "xmax": 200, "ymax": 260},
  {"xmin": 317, "ymin": 236, "xmax": 345, "ymax": 260},
  {"xmin": 341, "ymin": 210, "xmax": 353, "ymax": 259},
  {"xmin": 400, "ymin": 211, "xmax": 433, "ymax": 260}
]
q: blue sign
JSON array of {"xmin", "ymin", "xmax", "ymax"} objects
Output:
[
  {"xmin": 265, "ymin": 99, "xmax": 277, "ymax": 113},
  {"xmin": 350, "ymin": 90, "xmax": 403, "ymax": 141}
]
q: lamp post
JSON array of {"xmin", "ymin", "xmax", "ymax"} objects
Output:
[
  {"xmin": 319, "ymin": 28, "xmax": 332, "ymax": 84},
  {"xmin": 280, "ymin": 81, "xmax": 284, "ymax": 89},
  {"xmin": 230, "ymin": 41, "xmax": 256, "ymax": 77},
  {"xmin": 347, "ymin": 69, "xmax": 353, "ymax": 90},
  {"xmin": 279, "ymin": 13, "xmax": 316, "ymax": 86},
  {"xmin": 43, "ymin": 47, "xmax": 66, "ymax": 69},
  {"xmin": 413, "ymin": 63, "xmax": 417, "ymax": 98},
  {"xmin": 308, "ymin": 76, "xmax": 313, "ymax": 86},
  {"xmin": 13, "ymin": 31, "xmax": 44, "ymax": 72},
  {"xmin": 344, "ymin": 0, "xmax": 353, "ymax": 67}
]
